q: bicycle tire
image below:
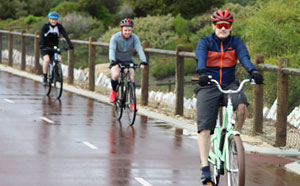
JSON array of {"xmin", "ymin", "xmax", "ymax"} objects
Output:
[
  {"xmin": 45, "ymin": 64, "xmax": 53, "ymax": 96},
  {"xmin": 53, "ymin": 63, "xmax": 63, "ymax": 99},
  {"xmin": 225, "ymin": 135, "xmax": 245, "ymax": 186},
  {"xmin": 125, "ymin": 83, "xmax": 136, "ymax": 125},
  {"xmin": 114, "ymin": 83, "xmax": 123, "ymax": 120}
]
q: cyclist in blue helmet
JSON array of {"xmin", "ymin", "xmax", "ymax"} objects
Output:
[{"xmin": 39, "ymin": 12, "xmax": 73, "ymax": 85}]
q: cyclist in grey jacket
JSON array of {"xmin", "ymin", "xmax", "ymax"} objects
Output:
[{"xmin": 109, "ymin": 18, "xmax": 147, "ymax": 104}]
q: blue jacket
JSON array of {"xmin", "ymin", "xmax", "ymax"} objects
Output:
[{"xmin": 195, "ymin": 33, "xmax": 256, "ymax": 84}]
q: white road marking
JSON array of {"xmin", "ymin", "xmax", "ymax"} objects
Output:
[
  {"xmin": 40, "ymin": 117, "xmax": 55, "ymax": 124},
  {"xmin": 82, "ymin": 141, "xmax": 98, "ymax": 149},
  {"xmin": 135, "ymin": 177, "xmax": 153, "ymax": 186},
  {"xmin": 4, "ymin": 99, "xmax": 14, "ymax": 103}
]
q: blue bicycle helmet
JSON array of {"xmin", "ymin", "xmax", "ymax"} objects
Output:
[{"xmin": 48, "ymin": 12, "xmax": 60, "ymax": 19}]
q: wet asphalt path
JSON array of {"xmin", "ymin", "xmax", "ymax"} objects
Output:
[{"xmin": 0, "ymin": 70, "xmax": 299, "ymax": 186}]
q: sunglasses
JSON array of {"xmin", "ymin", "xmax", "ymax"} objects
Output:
[{"xmin": 215, "ymin": 23, "xmax": 231, "ymax": 29}]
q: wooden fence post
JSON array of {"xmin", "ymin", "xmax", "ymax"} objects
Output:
[
  {"xmin": 175, "ymin": 44, "xmax": 184, "ymax": 116},
  {"xmin": 20, "ymin": 30, "xmax": 26, "ymax": 71},
  {"xmin": 8, "ymin": 30, "xmax": 13, "ymax": 66},
  {"xmin": 275, "ymin": 58, "xmax": 289, "ymax": 147},
  {"xmin": 141, "ymin": 41, "xmax": 150, "ymax": 106},
  {"xmin": 34, "ymin": 31, "xmax": 41, "ymax": 74},
  {"xmin": 252, "ymin": 54, "xmax": 264, "ymax": 135},
  {"xmin": 0, "ymin": 32, "xmax": 2, "ymax": 64},
  {"xmin": 68, "ymin": 34, "xmax": 75, "ymax": 85},
  {"xmin": 88, "ymin": 37, "xmax": 96, "ymax": 91}
]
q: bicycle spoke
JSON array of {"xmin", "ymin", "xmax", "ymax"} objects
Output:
[
  {"xmin": 53, "ymin": 63, "xmax": 63, "ymax": 99},
  {"xmin": 125, "ymin": 83, "xmax": 136, "ymax": 125},
  {"xmin": 114, "ymin": 84, "xmax": 123, "ymax": 120},
  {"xmin": 225, "ymin": 135, "xmax": 245, "ymax": 186},
  {"xmin": 45, "ymin": 68, "xmax": 52, "ymax": 96}
]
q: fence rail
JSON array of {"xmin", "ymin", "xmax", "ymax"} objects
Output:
[{"xmin": 0, "ymin": 29, "xmax": 298, "ymax": 147}]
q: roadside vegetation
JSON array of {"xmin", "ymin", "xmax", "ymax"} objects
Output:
[{"xmin": 0, "ymin": 0, "xmax": 300, "ymax": 112}]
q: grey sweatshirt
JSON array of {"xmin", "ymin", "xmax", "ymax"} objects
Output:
[{"xmin": 109, "ymin": 32, "xmax": 146, "ymax": 63}]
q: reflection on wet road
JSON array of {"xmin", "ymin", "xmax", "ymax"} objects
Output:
[{"xmin": 0, "ymin": 70, "xmax": 299, "ymax": 186}]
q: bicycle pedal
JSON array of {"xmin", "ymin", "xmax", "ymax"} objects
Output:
[{"xmin": 202, "ymin": 181, "xmax": 214, "ymax": 185}]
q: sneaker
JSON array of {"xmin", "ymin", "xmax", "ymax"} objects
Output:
[
  {"xmin": 43, "ymin": 76, "xmax": 48, "ymax": 86},
  {"xmin": 130, "ymin": 103, "xmax": 138, "ymax": 111},
  {"xmin": 109, "ymin": 91, "xmax": 117, "ymax": 103},
  {"xmin": 201, "ymin": 166, "xmax": 213, "ymax": 185}
]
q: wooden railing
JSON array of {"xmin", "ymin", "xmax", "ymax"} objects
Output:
[{"xmin": 0, "ymin": 30, "xmax": 298, "ymax": 147}]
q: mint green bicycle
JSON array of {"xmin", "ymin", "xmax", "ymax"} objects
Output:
[{"xmin": 208, "ymin": 78, "xmax": 254, "ymax": 186}]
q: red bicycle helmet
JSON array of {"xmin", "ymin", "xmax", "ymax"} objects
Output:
[
  {"xmin": 120, "ymin": 18, "xmax": 134, "ymax": 27},
  {"xmin": 211, "ymin": 10, "xmax": 235, "ymax": 23}
]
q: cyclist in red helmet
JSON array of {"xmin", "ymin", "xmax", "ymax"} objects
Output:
[
  {"xmin": 195, "ymin": 10, "xmax": 263, "ymax": 184},
  {"xmin": 109, "ymin": 18, "xmax": 147, "ymax": 108}
]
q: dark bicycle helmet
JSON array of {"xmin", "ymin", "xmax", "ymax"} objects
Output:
[
  {"xmin": 211, "ymin": 10, "xmax": 234, "ymax": 23},
  {"xmin": 48, "ymin": 12, "xmax": 60, "ymax": 19},
  {"xmin": 120, "ymin": 18, "xmax": 134, "ymax": 27}
]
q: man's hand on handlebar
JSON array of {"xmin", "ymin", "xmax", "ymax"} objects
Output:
[
  {"xmin": 249, "ymin": 70, "xmax": 264, "ymax": 84},
  {"xmin": 198, "ymin": 71, "xmax": 210, "ymax": 86},
  {"xmin": 139, "ymin": 61, "xmax": 147, "ymax": 69}
]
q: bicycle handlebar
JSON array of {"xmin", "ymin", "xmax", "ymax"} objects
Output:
[
  {"xmin": 119, "ymin": 63, "xmax": 140, "ymax": 69},
  {"xmin": 191, "ymin": 77, "xmax": 255, "ymax": 94},
  {"xmin": 42, "ymin": 46, "xmax": 70, "ymax": 52},
  {"xmin": 210, "ymin": 78, "xmax": 253, "ymax": 94}
]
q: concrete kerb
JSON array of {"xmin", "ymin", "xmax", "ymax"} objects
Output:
[{"xmin": 1, "ymin": 64, "xmax": 300, "ymax": 175}]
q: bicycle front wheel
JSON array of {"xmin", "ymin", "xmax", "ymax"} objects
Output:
[
  {"xmin": 114, "ymin": 83, "xmax": 123, "ymax": 120},
  {"xmin": 209, "ymin": 140, "xmax": 221, "ymax": 186},
  {"xmin": 45, "ymin": 65, "xmax": 53, "ymax": 96},
  {"xmin": 53, "ymin": 63, "xmax": 63, "ymax": 99},
  {"xmin": 125, "ymin": 83, "xmax": 136, "ymax": 125},
  {"xmin": 225, "ymin": 135, "xmax": 245, "ymax": 186}
]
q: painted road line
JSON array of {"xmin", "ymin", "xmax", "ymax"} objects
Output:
[
  {"xmin": 135, "ymin": 177, "xmax": 152, "ymax": 186},
  {"xmin": 4, "ymin": 99, "xmax": 15, "ymax": 103},
  {"xmin": 82, "ymin": 141, "xmax": 98, "ymax": 150},
  {"xmin": 40, "ymin": 117, "xmax": 55, "ymax": 124}
]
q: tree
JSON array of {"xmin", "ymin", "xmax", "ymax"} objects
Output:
[
  {"xmin": 78, "ymin": 0, "xmax": 111, "ymax": 19},
  {"xmin": 0, "ymin": 0, "xmax": 16, "ymax": 19},
  {"xmin": 124, "ymin": 0, "xmax": 225, "ymax": 18}
]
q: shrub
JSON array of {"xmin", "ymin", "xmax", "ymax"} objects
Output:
[
  {"xmin": 151, "ymin": 57, "xmax": 196, "ymax": 79},
  {"xmin": 24, "ymin": 15, "xmax": 42, "ymax": 24},
  {"xmin": 172, "ymin": 14, "xmax": 189, "ymax": 37},
  {"xmin": 60, "ymin": 13, "xmax": 100, "ymax": 37},
  {"xmin": 51, "ymin": 2, "xmax": 79, "ymax": 16},
  {"xmin": 99, "ymin": 14, "xmax": 179, "ymax": 49}
]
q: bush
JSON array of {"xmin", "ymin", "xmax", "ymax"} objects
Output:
[
  {"xmin": 24, "ymin": 15, "xmax": 42, "ymax": 24},
  {"xmin": 51, "ymin": 2, "xmax": 79, "ymax": 16},
  {"xmin": 99, "ymin": 14, "xmax": 179, "ymax": 49},
  {"xmin": 172, "ymin": 14, "xmax": 189, "ymax": 37},
  {"xmin": 60, "ymin": 13, "xmax": 102, "ymax": 38},
  {"xmin": 151, "ymin": 58, "xmax": 196, "ymax": 79}
]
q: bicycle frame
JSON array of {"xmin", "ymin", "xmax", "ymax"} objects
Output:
[
  {"xmin": 45, "ymin": 46, "xmax": 63, "ymax": 99},
  {"xmin": 118, "ymin": 63, "xmax": 137, "ymax": 107}
]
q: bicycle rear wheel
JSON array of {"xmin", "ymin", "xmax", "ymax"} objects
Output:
[
  {"xmin": 225, "ymin": 135, "xmax": 245, "ymax": 186},
  {"xmin": 125, "ymin": 83, "xmax": 136, "ymax": 125},
  {"xmin": 114, "ymin": 83, "xmax": 123, "ymax": 120},
  {"xmin": 53, "ymin": 63, "xmax": 63, "ymax": 99}
]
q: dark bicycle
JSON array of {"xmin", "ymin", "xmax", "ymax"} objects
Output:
[
  {"xmin": 114, "ymin": 63, "xmax": 139, "ymax": 125},
  {"xmin": 44, "ymin": 46, "xmax": 63, "ymax": 99}
]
